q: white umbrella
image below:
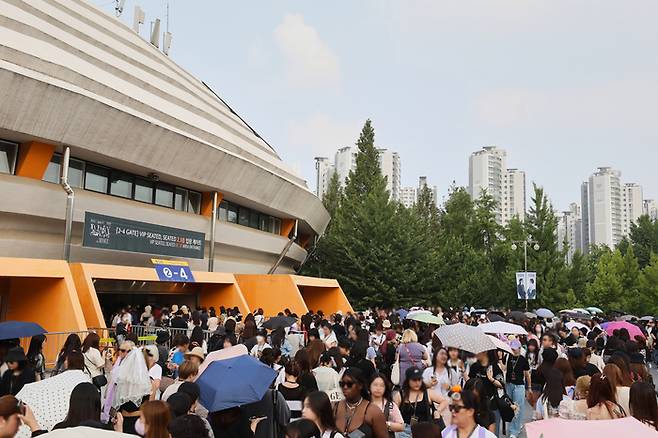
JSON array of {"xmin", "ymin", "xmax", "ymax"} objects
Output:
[
  {"xmin": 586, "ymin": 307, "xmax": 603, "ymax": 314},
  {"xmin": 487, "ymin": 335, "xmax": 514, "ymax": 354},
  {"xmin": 433, "ymin": 323, "xmax": 498, "ymax": 354},
  {"xmin": 640, "ymin": 316, "xmax": 655, "ymax": 322},
  {"xmin": 478, "ymin": 321, "xmax": 527, "ymax": 336},
  {"xmin": 16, "ymin": 370, "xmax": 91, "ymax": 432},
  {"xmin": 566, "ymin": 321, "xmax": 587, "ymax": 331},
  {"xmin": 42, "ymin": 427, "xmax": 134, "ymax": 437},
  {"xmin": 572, "ymin": 308, "xmax": 591, "ymax": 315},
  {"xmin": 619, "ymin": 315, "xmax": 639, "ymax": 321},
  {"xmin": 198, "ymin": 344, "xmax": 249, "ymax": 377},
  {"xmin": 536, "ymin": 308, "xmax": 555, "ymax": 318}
]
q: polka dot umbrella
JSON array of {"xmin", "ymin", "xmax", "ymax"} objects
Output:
[{"xmin": 433, "ymin": 323, "xmax": 498, "ymax": 354}]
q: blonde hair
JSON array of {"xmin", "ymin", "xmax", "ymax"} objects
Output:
[
  {"xmin": 401, "ymin": 329, "xmax": 418, "ymax": 344},
  {"xmin": 575, "ymin": 375, "xmax": 591, "ymax": 399}
]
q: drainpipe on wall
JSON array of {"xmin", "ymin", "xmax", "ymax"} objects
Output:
[
  {"xmin": 208, "ymin": 191, "xmax": 218, "ymax": 272},
  {"xmin": 268, "ymin": 219, "xmax": 298, "ymax": 274},
  {"xmin": 60, "ymin": 147, "xmax": 75, "ymax": 262}
]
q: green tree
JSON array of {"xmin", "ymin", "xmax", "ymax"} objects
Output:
[
  {"xmin": 323, "ymin": 171, "xmax": 342, "ymax": 218},
  {"xmin": 639, "ymin": 254, "xmax": 658, "ymax": 315},
  {"xmin": 585, "ymin": 250, "xmax": 625, "ymax": 311},
  {"xmin": 628, "ymin": 215, "xmax": 658, "ymax": 268}
]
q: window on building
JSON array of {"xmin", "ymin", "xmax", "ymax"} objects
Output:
[
  {"xmin": 259, "ymin": 215, "xmax": 271, "ymax": 232},
  {"xmin": 249, "ymin": 210, "xmax": 259, "ymax": 229},
  {"xmin": 134, "ymin": 178, "xmax": 154, "ymax": 203},
  {"xmin": 155, "ymin": 183, "xmax": 174, "ymax": 208},
  {"xmin": 110, "ymin": 171, "xmax": 133, "ymax": 198},
  {"xmin": 187, "ymin": 191, "xmax": 201, "ymax": 214},
  {"xmin": 43, "ymin": 154, "xmax": 61, "ymax": 184},
  {"xmin": 174, "ymin": 188, "xmax": 188, "ymax": 212},
  {"xmin": 238, "ymin": 206, "xmax": 250, "ymax": 227},
  {"xmin": 219, "ymin": 201, "xmax": 228, "ymax": 221},
  {"xmin": 0, "ymin": 141, "xmax": 18, "ymax": 174},
  {"xmin": 85, "ymin": 164, "xmax": 110, "ymax": 193},
  {"xmin": 227, "ymin": 204, "xmax": 238, "ymax": 223},
  {"xmin": 69, "ymin": 158, "xmax": 85, "ymax": 188}
]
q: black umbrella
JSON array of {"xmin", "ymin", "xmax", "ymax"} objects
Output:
[
  {"xmin": 508, "ymin": 311, "xmax": 528, "ymax": 322},
  {"xmin": 487, "ymin": 313, "xmax": 505, "ymax": 322},
  {"xmin": 262, "ymin": 316, "xmax": 296, "ymax": 330}
]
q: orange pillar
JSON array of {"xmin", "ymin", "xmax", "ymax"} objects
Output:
[
  {"xmin": 235, "ymin": 275, "xmax": 308, "ymax": 317},
  {"xmin": 15, "ymin": 141, "xmax": 55, "ymax": 180}
]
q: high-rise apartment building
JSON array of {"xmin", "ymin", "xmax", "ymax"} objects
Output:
[
  {"xmin": 314, "ymin": 157, "xmax": 334, "ymax": 199},
  {"xmin": 644, "ymin": 199, "xmax": 658, "ymax": 221},
  {"xmin": 622, "ymin": 183, "xmax": 643, "ymax": 235},
  {"xmin": 400, "ymin": 177, "xmax": 439, "ymax": 209},
  {"xmin": 581, "ymin": 168, "xmax": 644, "ymax": 252},
  {"xmin": 315, "ymin": 146, "xmax": 402, "ymax": 202},
  {"xmin": 557, "ymin": 203, "xmax": 582, "ymax": 263},
  {"xmin": 468, "ymin": 146, "xmax": 526, "ymax": 225},
  {"xmin": 504, "ymin": 169, "xmax": 526, "ymax": 225},
  {"xmin": 581, "ymin": 167, "xmax": 624, "ymax": 249},
  {"xmin": 378, "ymin": 149, "xmax": 401, "ymax": 202},
  {"xmin": 400, "ymin": 186, "xmax": 417, "ymax": 208}
]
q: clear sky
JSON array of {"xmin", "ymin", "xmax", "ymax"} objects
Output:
[{"xmin": 94, "ymin": 0, "xmax": 657, "ymax": 211}]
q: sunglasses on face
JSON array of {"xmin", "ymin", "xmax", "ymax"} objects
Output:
[
  {"xmin": 339, "ymin": 381, "xmax": 355, "ymax": 388},
  {"xmin": 449, "ymin": 405, "xmax": 465, "ymax": 413},
  {"xmin": 119, "ymin": 349, "xmax": 127, "ymax": 353}
]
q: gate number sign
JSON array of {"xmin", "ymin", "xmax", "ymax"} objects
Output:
[{"xmin": 152, "ymin": 259, "xmax": 196, "ymax": 283}]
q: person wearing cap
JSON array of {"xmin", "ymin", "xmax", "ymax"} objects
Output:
[
  {"xmin": 184, "ymin": 347, "xmax": 205, "ymax": 366},
  {"xmin": 0, "ymin": 347, "xmax": 35, "ymax": 397},
  {"xmin": 505, "ymin": 339, "xmax": 530, "ymax": 438},
  {"xmin": 143, "ymin": 345, "xmax": 162, "ymax": 400},
  {"xmin": 393, "ymin": 366, "xmax": 448, "ymax": 437}
]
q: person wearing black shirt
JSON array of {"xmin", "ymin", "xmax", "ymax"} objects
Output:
[
  {"xmin": 505, "ymin": 340, "xmax": 530, "ymax": 438},
  {"xmin": 558, "ymin": 327, "xmax": 577, "ymax": 347},
  {"xmin": 468, "ymin": 351, "xmax": 504, "ymax": 434},
  {"xmin": 332, "ymin": 314, "xmax": 347, "ymax": 339}
]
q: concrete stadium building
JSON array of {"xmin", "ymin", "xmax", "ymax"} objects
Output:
[{"xmin": 0, "ymin": 0, "xmax": 351, "ymax": 333}]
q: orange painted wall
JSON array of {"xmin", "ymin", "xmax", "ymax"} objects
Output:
[
  {"xmin": 292, "ymin": 275, "xmax": 354, "ymax": 315},
  {"xmin": 199, "ymin": 284, "xmax": 249, "ymax": 316},
  {"xmin": 235, "ymin": 274, "xmax": 308, "ymax": 317},
  {"xmin": 0, "ymin": 258, "xmax": 87, "ymax": 332},
  {"xmin": 69, "ymin": 264, "xmax": 107, "ymax": 329},
  {"xmin": 280, "ymin": 219, "xmax": 295, "ymax": 238},
  {"xmin": 15, "ymin": 141, "xmax": 55, "ymax": 180}
]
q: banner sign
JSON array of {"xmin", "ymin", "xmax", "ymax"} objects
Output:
[
  {"xmin": 83, "ymin": 212, "xmax": 205, "ymax": 259},
  {"xmin": 152, "ymin": 259, "xmax": 196, "ymax": 283},
  {"xmin": 516, "ymin": 272, "xmax": 537, "ymax": 300}
]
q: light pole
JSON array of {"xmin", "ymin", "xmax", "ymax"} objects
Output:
[{"xmin": 511, "ymin": 239, "xmax": 539, "ymax": 311}]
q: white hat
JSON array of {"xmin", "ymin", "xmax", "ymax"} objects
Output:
[
  {"xmin": 382, "ymin": 320, "xmax": 392, "ymax": 329},
  {"xmin": 143, "ymin": 344, "xmax": 159, "ymax": 362}
]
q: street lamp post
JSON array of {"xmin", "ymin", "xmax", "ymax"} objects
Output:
[{"xmin": 511, "ymin": 240, "xmax": 539, "ymax": 311}]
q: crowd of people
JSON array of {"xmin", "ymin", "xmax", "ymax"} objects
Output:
[{"xmin": 0, "ymin": 304, "xmax": 656, "ymax": 437}]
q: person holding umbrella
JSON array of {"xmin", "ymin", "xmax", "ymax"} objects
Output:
[{"xmin": 0, "ymin": 346, "xmax": 35, "ymax": 396}]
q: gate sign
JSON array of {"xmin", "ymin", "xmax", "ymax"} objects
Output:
[
  {"xmin": 152, "ymin": 259, "xmax": 196, "ymax": 283},
  {"xmin": 83, "ymin": 212, "xmax": 205, "ymax": 259}
]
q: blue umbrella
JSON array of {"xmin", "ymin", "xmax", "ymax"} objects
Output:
[
  {"xmin": 396, "ymin": 309, "xmax": 409, "ymax": 319},
  {"xmin": 197, "ymin": 355, "xmax": 277, "ymax": 412},
  {"xmin": 0, "ymin": 321, "xmax": 46, "ymax": 341}
]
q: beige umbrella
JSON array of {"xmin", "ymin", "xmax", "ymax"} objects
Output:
[{"xmin": 41, "ymin": 427, "xmax": 134, "ymax": 437}]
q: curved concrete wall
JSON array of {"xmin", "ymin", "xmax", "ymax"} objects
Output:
[{"xmin": 0, "ymin": 0, "xmax": 329, "ymax": 235}]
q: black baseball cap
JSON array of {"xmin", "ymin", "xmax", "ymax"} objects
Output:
[{"xmin": 406, "ymin": 366, "xmax": 423, "ymax": 381}]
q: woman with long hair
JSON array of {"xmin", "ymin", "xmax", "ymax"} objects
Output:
[
  {"xmin": 138, "ymin": 400, "xmax": 170, "ymax": 438},
  {"xmin": 586, "ymin": 373, "xmax": 626, "ymax": 420},
  {"xmin": 608, "ymin": 354, "xmax": 634, "ymax": 386},
  {"xmin": 295, "ymin": 349, "xmax": 319, "ymax": 393},
  {"xmin": 463, "ymin": 378, "xmax": 495, "ymax": 432},
  {"xmin": 302, "ymin": 391, "xmax": 344, "ymax": 437},
  {"xmin": 602, "ymin": 363, "xmax": 630, "ymax": 416},
  {"xmin": 554, "ymin": 358, "xmax": 576, "ymax": 398},
  {"xmin": 630, "ymin": 381, "xmax": 658, "ymax": 431},
  {"xmin": 82, "ymin": 332, "xmax": 105, "ymax": 379},
  {"xmin": 26, "ymin": 335, "xmax": 46, "ymax": 381},
  {"xmin": 393, "ymin": 367, "xmax": 448, "ymax": 437},
  {"xmin": 446, "ymin": 347, "xmax": 466, "ymax": 386},
  {"xmin": 285, "ymin": 419, "xmax": 321, "ymax": 438},
  {"xmin": 534, "ymin": 367, "xmax": 567, "ymax": 420},
  {"xmin": 334, "ymin": 368, "xmax": 388, "ymax": 438},
  {"xmin": 55, "ymin": 333, "xmax": 81, "ymax": 374},
  {"xmin": 369, "ymin": 373, "xmax": 403, "ymax": 436},
  {"xmin": 422, "ymin": 347, "xmax": 457, "ymax": 426},
  {"xmin": 467, "ymin": 350, "xmax": 504, "ymax": 432},
  {"xmin": 53, "ymin": 382, "xmax": 122, "ymax": 431},
  {"xmin": 306, "ymin": 338, "xmax": 327, "ymax": 371}
]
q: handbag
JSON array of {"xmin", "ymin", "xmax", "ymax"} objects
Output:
[
  {"xmin": 391, "ymin": 359, "xmax": 401, "ymax": 385},
  {"xmin": 495, "ymin": 388, "xmax": 515, "ymax": 422}
]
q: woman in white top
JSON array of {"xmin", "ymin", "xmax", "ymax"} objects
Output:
[
  {"xmin": 207, "ymin": 308, "xmax": 220, "ymax": 332},
  {"xmin": 81, "ymin": 332, "xmax": 105, "ymax": 378},
  {"xmin": 302, "ymin": 391, "xmax": 344, "ymax": 438},
  {"xmin": 143, "ymin": 345, "xmax": 162, "ymax": 400},
  {"xmin": 423, "ymin": 347, "xmax": 459, "ymax": 426},
  {"xmin": 441, "ymin": 388, "xmax": 496, "ymax": 438},
  {"xmin": 250, "ymin": 332, "xmax": 272, "ymax": 358},
  {"xmin": 312, "ymin": 353, "xmax": 341, "ymax": 401}
]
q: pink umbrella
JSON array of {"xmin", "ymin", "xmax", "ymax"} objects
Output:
[
  {"xmin": 602, "ymin": 321, "xmax": 646, "ymax": 339},
  {"xmin": 525, "ymin": 417, "xmax": 655, "ymax": 438}
]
